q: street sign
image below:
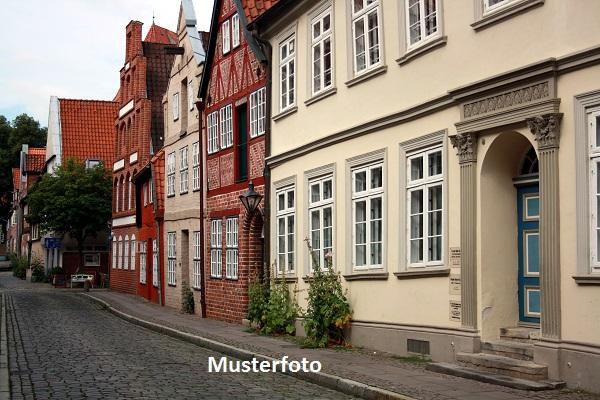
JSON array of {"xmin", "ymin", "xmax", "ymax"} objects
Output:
[{"xmin": 44, "ymin": 238, "xmax": 62, "ymax": 249}]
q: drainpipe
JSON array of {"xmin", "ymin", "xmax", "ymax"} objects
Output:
[
  {"xmin": 196, "ymin": 98, "xmax": 207, "ymax": 318},
  {"xmin": 150, "ymin": 162, "xmax": 163, "ymax": 306},
  {"xmin": 250, "ymin": 28, "xmax": 273, "ymax": 280}
]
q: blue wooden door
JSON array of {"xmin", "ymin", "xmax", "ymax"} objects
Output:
[{"xmin": 517, "ymin": 184, "xmax": 540, "ymax": 324}]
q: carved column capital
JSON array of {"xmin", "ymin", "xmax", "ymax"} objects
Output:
[
  {"xmin": 527, "ymin": 113, "xmax": 563, "ymax": 150},
  {"xmin": 450, "ymin": 132, "xmax": 478, "ymax": 164}
]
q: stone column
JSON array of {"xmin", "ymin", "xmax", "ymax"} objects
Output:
[
  {"xmin": 527, "ymin": 113, "xmax": 562, "ymax": 340},
  {"xmin": 450, "ymin": 133, "xmax": 478, "ymax": 330}
]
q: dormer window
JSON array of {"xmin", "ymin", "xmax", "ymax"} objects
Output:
[{"xmin": 85, "ymin": 159, "xmax": 101, "ymax": 169}]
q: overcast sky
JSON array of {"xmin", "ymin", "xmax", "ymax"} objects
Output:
[{"xmin": 0, "ymin": 0, "xmax": 214, "ymax": 127}]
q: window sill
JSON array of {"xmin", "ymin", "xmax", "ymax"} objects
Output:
[
  {"xmin": 343, "ymin": 272, "xmax": 389, "ymax": 281},
  {"xmin": 275, "ymin": 276, "xmax": 298, "ymax": 283},
  {"xmin": 226, "ymin": 277, "xmax": 239, "ymax": 281},
  {"xmin": 209, "ymin": 276, "xmax": 222, "ymax": 280},
  {"xmin": 471, "ymin": 0, "xmax": 544, "ymax": 31},
  {"xmin": 397, "ymin": 36, "xmax": 447, "ymax": 66},
  {"xmin": 273, "ymin": 106, "xmax": 298, "ymax": 122},
  {"xmin": 168, "ymin": 284, "xmax": 176, "ymax": 287},
  {"xmin": 167, "ymin": 194, "xmax": 175, "ymax": 198},
  {"xmin": 572, "ymin": 275, "xmax": 600, "ymax": 285},
  {"xmin": 179, "ymin": 130, "xmax": 187, "ymax": 138},
  {"xmin": 305, "ymin": 87, "xmax": 337, "ymax": 107},
  {"xmin": 180, "ymin": 191, "xmax": 188, "ymax": 195},
  {"xmin": 394, "ymin": 268, "xmax": 450, "ymax": 280},
  {"xmin": 192, "ymin": 287, "xmax": 202, "ymax": 291},
  {"xmin": 345, "ymin": 65, "xmax": 387, "ymax": 88}
]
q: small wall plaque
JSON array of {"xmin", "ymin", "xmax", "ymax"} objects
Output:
[
  {"xmin": 450, "ymin": 301, "xmax": 462, "ymax": 322},
  {"xmin": 449, "ymin": 274, "xmax": 461, "ymax": 295},
  {"xmin": 450, "ymin": 247, "xmax": 461, "ymax": 266}
]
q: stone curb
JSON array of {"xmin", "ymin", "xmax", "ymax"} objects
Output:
[
  {"xmin": 82, "ymin": 293, "xmax": 413, "ymax": 400},
  {"xmin": 0, "ymin": 294, "xmax": 11, "ymax": 400}
]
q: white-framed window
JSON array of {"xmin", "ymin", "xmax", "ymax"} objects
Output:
[
  {"xmin": 211, "ymin": 219, "xmax": 223, "ymax": 278},
  {"xmin": 173, "ymin": 92, "xmax": 180, "ymax": 121},
  {"xmin": 407, "ymin": 146, "xmax": 443, "ymax": 267},
  {"xmin": 279, "ymin": 34, "xmax": 296, "ymax": 111},
  {"xmin": 219, "ymin": 105, "xmax": 233, "ymax": 149},
  {"xmin": 207, "ymin": 111, "xmax": 219, "ymax": 154},
  {"xmin": 115, "ymin": 183, "xmax": 119, "ymax": 212},
  {"xmin": 308, "ymin": 175, "xmax": 334, "ymax": 271},
  {"xmin": 130, "ymin": 234, "xmax": 136, "ymax": 270},
  {"xmin": 232, "ymin": 14, "xmax": 240, "ymax": 48},
  {"xmin": 192, "ymin": 141, "xmax": 200, "ymax": 190},
  {"xmin": 188, "ymin": 80, "xmax": 195, "ymax": 111},
  {"xmin": 139, "ymin": 241, "xmax": 147, "ymax": 284},
  {"xmin": 276, "ymin": 186, "xmax": 295, "ymax": 274},
  {"xmin": 121, "ymin": 179, "xmax": 126, "ymax": 212},
  {"xmin": 406, "ymin": 0, "xmax": 440, "ymax": 48},
  {"xmin": 180, "ymin": 146, "xmax": 189, "ymax": 194},
  {"xmin": 167, "ymin": 232, "xmax": 177, "ymax": 286},
  {"xmin": 148, "ymin": 179, "xmax": 153, "ymax": 204},
  {"xmin": 118, "ymin": 236, "xmax": 123, "ymax": 269},
  {"xmin": 143, "ymin": 182, "xmax": 148, "ymax": 206},
  {"xmin": 167, "ymin": 152, "xmax": 176, "ymax": 196},
  {"xmin": 589, "ymin": 110, "xmax": 600, "ymax": 272},
  {"xmin": 483, "ymin": 0, "xmax": 513, "ymax": 13},
  {"xmin": 311, "ymin": 8, "xmax": 333, "ymax": 95},
  {"xmin": 123, "ymin": 235, "xmax": 130, "ymax": 270},
  {"xmin": 351, "ymin": 0, "xmax": 381, "ymax": 74},
  {"xmin": 226, "ymin": 217, "xmax": 239, "ymax": 279},
  {"xmin": 222, "ymin": 20, "xmax": 231, "ymax": 54},
  {"xmin": 249, "ymin": 87, "xmax": 266, "ymax": 138},
  {"xmin": 112, "ymin": 237, "xmax": 117, "ymax": 269},
  {"xmin": 193, "ymin": 231, "xmax": 202, "ymax": 288},
  {"xmin": 152, "ymin": 239, "xmax": 159, "ymax": 287},
  {"xmin": 352, "ymin": 162, "xmax": 384, "ymax": 269},
  {"xmin": 84, "ymin": 253, "xmax": 100, "ymax": 267}
]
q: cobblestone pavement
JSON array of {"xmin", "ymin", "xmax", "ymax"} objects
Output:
[{"xmin": 0, "ymin": 274, "xmax": 355, "ymax": 400}]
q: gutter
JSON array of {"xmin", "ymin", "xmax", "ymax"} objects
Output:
[
  {"xmin": 149, "ymin": 160, "xmax": 163, "ymax": 306},
  {"xmin": 195, "ymin": 99, "xmax": 207, "ymax": 318}
]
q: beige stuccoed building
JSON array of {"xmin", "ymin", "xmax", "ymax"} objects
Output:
[
  {"xmin": 251, "ymin": 0, "xmax": 600, "ymax": 392},
  {"xmin": 161, "ymin": 0, "xmax": 206, "ymax": 313}
]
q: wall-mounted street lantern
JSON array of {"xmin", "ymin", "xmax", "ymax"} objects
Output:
[{"xmin": 239, "ymin": 181, "xmax": 263, "ymax": 218}]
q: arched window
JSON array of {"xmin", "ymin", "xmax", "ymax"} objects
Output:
[
  {"xmin": 112, "ymin": 236, "xmax": 117, "ymax": 269},
  {"xmin": 114, "ymin": 179, "xmax": 119, "ymax": 212},
  {"xmin": 124, "ymin": 235, "xmax": 130, "ymax": 270},
  {"xmin": 118, "ymin": 236, "xmax": 123, "ymax": 268},
  {"xmin": 130, "ymin": 234, "xmax": 136, "ymax": 270},
  {"xmin": 520, "ymin": 146, "xmax": 539, "ymax": 176}
]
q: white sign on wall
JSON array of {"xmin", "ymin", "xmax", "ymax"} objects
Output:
[{"xmin": 450, "ymin": 301, "xmax": 462, "ymax": 322}]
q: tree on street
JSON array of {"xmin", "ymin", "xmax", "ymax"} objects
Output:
[{"xmin": 25, "ymin": 159, "xmax": 112, "ymax": 271}]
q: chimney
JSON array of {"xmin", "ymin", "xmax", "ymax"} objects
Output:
[{"xmin": 125, "ymin": 21, "xmax": 143, "ymax": 62}]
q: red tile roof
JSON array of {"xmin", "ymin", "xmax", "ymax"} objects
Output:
[
  {"xmin": 12, "ymin": 168, "xmax": 20, "ymax": 192},
  {"xmin": 151, "ymin": 149, "xmax": 165, "ymax": 212},
  {"xmin": 26, "ymin": 147, "xmax": 46, "ymax": 173},
  {"xmin": 144, "ymin": 24, "xmax": 178, "ymax": 45},
  {"xmin": 58, "ymin": 99, "xmax": 119, "ymax": 166},
  {"xmin": 242, "ymin": 0, "xmax": 279, "ymax": 22}
]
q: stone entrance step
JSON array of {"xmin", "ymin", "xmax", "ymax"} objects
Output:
[
  {"xmin": 500, "ymin": 326, "xmax": 540, "ymax": 342},
  {"xmin": 481, "ymin": 340, "xmax": 534, "ymax": 361},
  {"xmin": 427, "ymin": 362, "xmax": 564, "ymax": 391},
  {"xmin": 456, "ymin": 352, "xmax": 547, "ymax": 381}
]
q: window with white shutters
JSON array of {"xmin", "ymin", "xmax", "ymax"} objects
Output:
[
  {"xmin": 352, "ymin": 162, "xmax": 384, "ymax": 269},
  {"xmin": 192, "ymin": 142, "xmax": 200, "ymax": 191},
  {"xmin": 311, "ymin": 8, "xmax": 333, "ymax": 95},
  {"xmin": 167, "ymin": 232, "xmax": 177, "ymax": 286},
  {"xmin": 226, "ymin": 218, "xmax": 239, "ymax": 279},
  {"xmin": 219, "ymin": 105, "xmax": 233, "ymax": 149},
  {"xmin": 167, "ymin": 152, "xmax": 176, "ymax": 197},
  {"xmin": 308, "ymin": 175, "xmax": 334, "ymax": 271},
  {"xmin": 207, "ymin": 112, "xmax": 219, "ymax": 154},
  {"xmin": 180, "ymin": 146, "xmax": 189, "ymax": 194},
  {"xmin": 407, "ymin": 146, "xmax": 443, "ymax": 267},
  {"xmin": 276, "ymin": 186, "xmax": 295, "ymax": 274},
  {"xmin": 211, "ymin": 219, "xmax": 222, "ymax": 278},
  {"xmin": 139, "ymin": 241, "xmax": 147, "ymax": 284},
  {"xmin": 193, "ymin": 231, "xmax": 202, "ymax": 288},
  {"xmin": 152, "ymin": 239, "xmax": 159, "ymax": 287},
  {"xmin": 351, "ymin": 0, "xmax": 381, "ymax": 74},
  {"xmin": 250, "ymin": 88, "xmax": 266, "ymax": 138},
  {"xmin": 279, "ymin": 35, "xmax": 296, "ymax": 111}
]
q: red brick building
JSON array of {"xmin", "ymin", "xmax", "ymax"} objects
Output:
[
  {"xmin": 110, "ymin": 21, "xmax": 176, "ymax": 294},
  {"xmin": 134, "ymin": 149, "xmax": 165, "ymax": 304},
  {"xmin": 198, "ymin": 0, "xmax": 276, "ymax": 323}
]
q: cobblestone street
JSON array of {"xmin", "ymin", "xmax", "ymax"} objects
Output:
[{"xmin": 0, "ymin": 273, "xmax": 354, "ymax": 400}]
